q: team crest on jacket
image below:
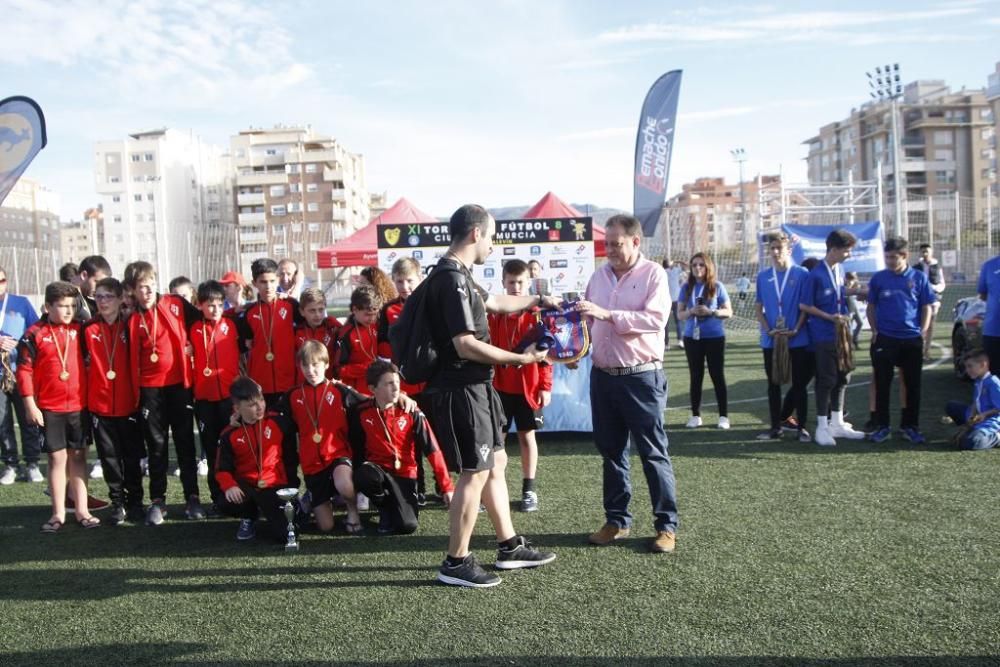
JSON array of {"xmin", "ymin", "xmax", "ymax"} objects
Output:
[
  {"xmin": 397, "ymin": 416, "xmax": 407, "ymax": 430},
  {"xmin": 170, "ymin": 304, "xmax": 180, "ymax": 317},
  {"xmin": 264, "ymin": 426, "xmax": 272, "ymax": 439}
]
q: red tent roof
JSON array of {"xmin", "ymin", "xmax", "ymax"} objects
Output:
[
  {"xmin": 316, "ymin": 197, "xmax": 438, "ymax": 268},
  {"xmin": 523, "ymin": 191, "xmax": 605, "ymax": 257}
]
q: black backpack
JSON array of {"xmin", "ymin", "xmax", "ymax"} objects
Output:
[{"xmin": 389, "ymin": 261, "xmax": 470, "ymax": 384}]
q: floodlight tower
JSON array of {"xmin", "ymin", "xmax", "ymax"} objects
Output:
[
  {"xmin": 731, "ymin": 148, "xmax": 748, "ymax": 264},
  {"xmin": 866, "ymin": 63, "xmax": 904, "ymax": 235}
]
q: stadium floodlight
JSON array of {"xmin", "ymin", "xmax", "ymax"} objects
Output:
[{"xmin": 865, "ymin": 63, "xmax": 904, "ymax": 235}]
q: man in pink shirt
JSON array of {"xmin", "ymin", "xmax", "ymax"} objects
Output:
[{"xmin": 577, "ymin": 214, "xmax": 677, "ymax": 554}]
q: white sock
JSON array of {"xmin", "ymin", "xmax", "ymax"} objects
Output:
[
  {"xmin": 817, "ymin": 416, "xmax": 829, "ymax": 429},
  {"xmin": 831, "ymin": 410, "xmax": 844, "ymax": 426}
]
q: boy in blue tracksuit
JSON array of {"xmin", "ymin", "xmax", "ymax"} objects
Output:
[
  {"xmin": 0, "ymin": 268, "xmax": 43, "ymax": 485},
  {"xmin": 946, "ymin": 349, "xmax": 1000, "ymax": 450}
]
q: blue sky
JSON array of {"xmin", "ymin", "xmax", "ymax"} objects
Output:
[{"xmin": 4, "ymin": 0, "xmax": 999, "ymax": 220}]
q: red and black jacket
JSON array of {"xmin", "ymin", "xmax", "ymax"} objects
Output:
[
  {"xmin": 377, "ymin": 298, "xmax": 425, "ymax": 396},
  {"xmin": 82, "ymin": 315, "xmax": 138, "ymax": 418},
  {"xmin": 189, "ymin": 316, "xmax": 241, "ymax": 402},
  {"xmin": 128, "ymin": 294, "xmax": 201, "ymax": 392},
  {"xmin": 17, "ymin": 320, "xmax": 87, "ymax": 413},
  {"xmin": 348, "ymin": 399, "xmax": 453, "ymax": 492},
  {"xmin": 335, "ymin": 315, "xmax": 380, "ymax": 393},
  {"xmin": 278, "ymin": 380, "xmax": 365, "ymax": 475},
  {"xmin": 487, "ymin": 311, "xmax": 553, "ymax": 410},
  {"xmin": 293, "ymin": 317, "xmax": 341, "ymax": 383},
  {"xmin": 236, "ymin": 298, "xmax": 301, "ymax": 395},
  {"xmin": 215, "ymin": 412, "xmax": 293, "ymax": 491}
]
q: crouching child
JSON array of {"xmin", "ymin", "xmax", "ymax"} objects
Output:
[{"xmin": 945, "ymin": 349, "xmax": 1000, "ymax": 451}]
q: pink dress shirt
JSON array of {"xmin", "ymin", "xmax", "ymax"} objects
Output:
[{"xmin": 585, "ymin": 255, "xmax": 669, "ymax": 369}]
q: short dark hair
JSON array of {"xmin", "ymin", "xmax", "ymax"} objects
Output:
[
  {"xmin": 94, "ymin": 277, "xmax": 124, "ymax": 298},
  {"xmin": 605, "ymin": 214, "xmax": 643, "ymax": 238},
  {"xmin": 503, "ymin": 259, "xmax": 529, "ymax": 278},
  {"xmin": 764, "ymin": 232, "xmax": 789, "ymax": 245},
  {"xmin": 366, "ymin": 359, "xmax": 399, "ymax": 388},
  {"xmin": 919, "ymin": 243, "xmax": 932, "ymax": 251},
  {"xmin": 449, "ymin": 204, "xmax": 491, "ymax": 243},
  {"xmin": 58, "ymin": 262, "xmax": 78, "ymax": 282},
  {"xmin": 251, "ymin": 258, "xmax": 279, "ymax": 280},
  {"xmin": 197, "ymin": 280, "xmax": 226, "ymax": 303},
  {"xmin": 79, "ymin": 255, "xmax": 112, "ymax": 278},
  {"xmin": 45, "ymin": 281, "xmax": 78, "ymax": 305},
  {"xmin": 230, "ymin": 376, "xmax": 264, "ymax": 403},
  {"xmin": 350, "ymin": 285, "xmax": 382, "ymax": 312},
  {"xmin": 123, "ymin": 261, "xmax": 156, "ymax": 289},
  {"xmin": 825, "ymin": 230, "xmax": 857, "ymax": 250},
  {"xmin": 964, "ymin": 348, "xmax": 989, "ymax": 364},
  {"xmin": 801, "ymin": 257, "xmax": 820, "ymax": 271},
  {"xmin": 168, "ymin": 276, "xmax": 193, "ymax": 292},
  {"xmin": 884, "ymin": 237, "xmax": 908, "ymax": 254}
]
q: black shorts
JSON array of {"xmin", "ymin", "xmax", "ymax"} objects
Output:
[
  {"xmin": 498, "ymin": 391, "xmax": 543, "ymax": 432},
  {"xmin": 42, "ymin": 410, "xmax": 87, "ymax": 453},
  {"xmin": 304, "ymin": 458, "xmax": 351, "ymax": 506},
  {"xmin": 425, "ymin": 382, "xmax": 505, "ymax": 473}
]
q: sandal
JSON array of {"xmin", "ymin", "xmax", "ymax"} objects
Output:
[
  {"xmin": 41, "ymin": 518, "xmax": 64, "ymax": 533},
  {"xmin": 344, "ymin": 521, "xmax": 363, "ymax": 535},
  {"xmin": 78, "ymin": 516, "xmax": 101, "ymax": 529}
]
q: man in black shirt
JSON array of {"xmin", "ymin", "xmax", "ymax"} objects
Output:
[{"xmin": 426, "ymin": 204, "xmax": 556, "ymax": 588}]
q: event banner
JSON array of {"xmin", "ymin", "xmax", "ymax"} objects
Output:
[
  {"xmin": 633, "ymin": 70, "xmax": 682, "ymax": 237},
  {"xmin": 376, "ymin": 217, "xmax": 595, "ymax": 296},
  {"xmin": 0, "ymin": 96, "xmax": 47, "ymax": 205},
  {"xmin": 780, "ymin": 221, "xmax": 886, "ymax": 273}
]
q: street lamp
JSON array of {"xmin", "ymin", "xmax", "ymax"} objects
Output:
[
  {"xmin": 866, "ymin": 63, "xmax": 904, "ymax": 236},
  {"xmin": 731, "ymin": 147, "xmax": 748, "ymax": 267}
]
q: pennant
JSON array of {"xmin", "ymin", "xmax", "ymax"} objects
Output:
[
  {"xmin": 0, "ymin": 96, "xmax": 47, "ymax": 206},
  {"xmin": 633, "ymin": 71, "xmax": 682, "ymax": 237}
]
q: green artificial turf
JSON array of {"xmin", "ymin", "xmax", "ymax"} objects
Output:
[{"xmin": 0, "ymin": 330, "xmax": 998, "ymax": 666}]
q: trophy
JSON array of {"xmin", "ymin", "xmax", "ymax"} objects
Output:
[{"xmin": 276, "ymin": 487, "xmax": 300, "ymax": 552}]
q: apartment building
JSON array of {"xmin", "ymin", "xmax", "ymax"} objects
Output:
[
  {"xmin": 231, "ymin": 126, "xmax": 370, "ymax": 280},
  {"xmin": 94, "ymin": 128, "xmax": 236, "ymax": 282},
  {"xmin": 0, "ymin": 176, "xmax": 59, "ymax": 251},
  {"xmin": 987, "ymin": 62, "xmax": 1000, "ymax": 199}
]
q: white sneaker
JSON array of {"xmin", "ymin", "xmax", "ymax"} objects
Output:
[
  {"xmin": 140, "ymin": 458, "xmax": 149, "ymax": 476},
  {"xmin": 0, "ymin": 465, "xmax": 15, "ymax": 486},
  {"xmin": 717, "ymin": 416, "xmax": 731, "ymax": 430},
  {"xmin": 356, "ymin": 493, "xmax": 370, "ymax": 511},
  {"xmin": 197, "ymin": 458, "xmax": 208, "ymax": 477},
  {"xmin": 26, "ymin": 464, "xmax": 44, "ymax": 483},
  {"xmin": 172, "ymin": 466, "xmax": 181, "ymax": 478},
  {"xmin": 685, "ymin": 415, "xmax": 702, "ymax": 428},
  {"xmin": 829, "ymin": 424, "xmax": 866, "ymax": 440},
  {"xmin": 814, "ymin": 425, "xmax": 837, "ymax": 447},
  {"xmin": 89, "ymin": 461, "xmax": 103, "ymax": 480}
]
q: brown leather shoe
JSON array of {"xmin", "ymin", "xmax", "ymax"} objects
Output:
[
  {"xmin": 650, "ymin": 530, "xmax": 676, "ymax": 553},
  {"xmin": 588, "ymin": 522, "xmax": 630, "ymax": 546}
]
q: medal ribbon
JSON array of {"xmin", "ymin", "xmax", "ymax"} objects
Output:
[
  {"xmin": 300, "ymin": 381, "xmax": 328, "ymax": 439},
  {"xmin": 48, "ymin": 323, "xmax": 70, "ymax": 378},
  {"xmin": 101, "ymin": 319, "xmax": 121, "ymax": 373},
  {"xmin": 375, "ymin": 406, "xmax": 401, "ymax": 468},
  {"xmin": 202, "ymin": 320, "xmax": 219, "ymax": 375},
  {"xmin": 240, "ymin": 419, "xmax": 265, "ymax": 483},
  {"xmin": 140, "ymin": 305, "xmax": 159, "ymax": 357},
  {"xmin": 772, "ymin": 266, "xmax": 791, "ymax": 325}
]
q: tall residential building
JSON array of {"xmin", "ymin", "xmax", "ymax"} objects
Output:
[
  {"xmin": 803, "ymin": 80, "xmax": 994, "ymax": 220},
  {"xmin": 59, "ymin": 206, "xmax": 104, "ymax": 264},
  {"xmin": 230, "ymin": 126, "xmax": 370, "ymax": 280},
  {"xmin": 987, "ymin": 62, "xmax": 1000, "ymax": 199},
  {"xmin": 94, "ymin": 128, "xmax": 236, "ymax": 282},
  {"xmin": 0, "ymin": 176, "xmax": 59, "ymax": 251}
]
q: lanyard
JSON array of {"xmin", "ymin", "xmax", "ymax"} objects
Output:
[
  {"xmin": 240, "ymin": 419, "xmax": 265, "ymax": 483},
  {"xmin": 375, "ymin": 406, "xmax": 402, "ymax": 469},
  {"xmin": 772, "ymin": 266, "xmax": 790, "ymax": 309},
  {"xmin": 823, "ymin": 261, "xmax": 842, "ymax": 310},
  {"xmin": 688, "ymin": 283, "xmax": 705, "ymax": 309},
  {"xmin": 300, "ymin": 381, "xmax": 329, "ymax": 443},
  {"xmin": 0, "ymin": 293, "xmax": 9, "ymax": 335}
]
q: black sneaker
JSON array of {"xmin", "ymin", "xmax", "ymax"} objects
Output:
[
  {"xmin": 377, "ymin": 511, "xmax": 394, "ymax": 535},
  {"xmin": 107, "ymin": 503, "xmax": 127, "ymax": 526},
  {"xmin": 126, "ymin": 505, "xmax": 145, "ymax": 523},
  {"xmin": 205, "ymin": 502, "xmax": 222, "ymax": 519},
  {"xmin": 495, "ymin": 536, "xmax": 557, "ymax": 570},
  {"xmin": 437, "ymin": 554, "xmax": 501, "ymax": 588},
  {"xmin": 416, "ymin": 493, "xmax": 427, "ymax": 507},
  {"xmin": 185, "ymin": 496, "xmax": 207, "ymax": 520},
  {"xmin": 756, "ymin": 428, "xmax": 782, "ymax": 441},
  {"xmin": 145, "ymin": 501, "xmax": 167, "ymax": 526}
]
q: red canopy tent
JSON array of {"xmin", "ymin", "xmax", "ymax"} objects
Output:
[
  {"xmin": 315, "ymin": 197, "xmax": 438, "ymax": 268},
  {"xmin": 522, "ymin": 191, "xmax": 606, "ymax": 257}
]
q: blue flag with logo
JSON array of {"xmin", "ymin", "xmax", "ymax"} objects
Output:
[
  {"xmin": 780, "ymin": 221, "xmax": 886, "ymax": 273},
  {"xmin": 0, "ymin": 96, "xmax": 47, "ymax": 206},
  {"xmin": 633, "ymin": 70, "xmax": 682, "ymax": 237}
]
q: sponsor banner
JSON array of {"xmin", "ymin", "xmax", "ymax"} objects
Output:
[
  {"xmin": 377, "ymin": 217, "xmax": 595, "ymax": 296},
  {"xmin": 772, "ymin": 221, "xmax": 886, "ymax": 274},
  {"xmin": 633, "ymin": 70, "xmax": 682, "ymax": 237},
  {"xmin": 0, "ymin": 96, "xmax": 47, "ymax": 206}
]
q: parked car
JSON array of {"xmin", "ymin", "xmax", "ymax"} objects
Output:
[{"xmin": 952, "ymin": 296, "xmax": 985, "ymax": 378}]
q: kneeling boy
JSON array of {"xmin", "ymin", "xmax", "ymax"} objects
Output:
[
  {"xmin": 350, "ymin": 360, "xmax": 454, "ymax": 534},
  {"xmin": 945, "ymin": 349, "xmax": 1000, "ymax": 450}
]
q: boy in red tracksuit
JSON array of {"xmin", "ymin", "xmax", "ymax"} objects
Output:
[
  {"xmin": 126, "ymin": 261, "xmax": 205, "ymax": 526},
  {"xmin": 294, "ymin": 287, "xmax": 341, "ymax": 384},
  {"xmin": 83, "ymin": 277, "xmax": 142, "ymax": 526},
  {"xmin": 335, "ymin": 285, "xmax": 383, "ymax": 393},
  {"xmin": 236, "ymin": 258, "xmax": 301, "ymax": 488},
  {"xmin": 280, "ymin": 340, "xmax": 368, "ymax": 534},
  {"xmin": 189, "ymin": 280, "xmax": 242, "ymax": 514},
  {"xmin": 18, "ymin": 281, "xmax": 98, "ymax": 532},
  {"xmin": 488, "ymin": 259, "xmax": 553, "ymax": 513},
  {"xmin": 216, "ymin": 377, "xmax": 297, "ymax": 544},
  {"xmin": 349, "ymin": 359, "xmax": 454, "ymax": 535}
]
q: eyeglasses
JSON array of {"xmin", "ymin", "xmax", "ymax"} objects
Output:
[
  {"xmin": 690, "ymin": 263, "xmax": 706, "ymax": 267},
  {"xmin": 94, "ymin": 293, "xmax": 118, "ymax": 301}
]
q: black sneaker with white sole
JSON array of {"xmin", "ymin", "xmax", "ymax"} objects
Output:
[
  {"xmin": 495, "ymin": 536, "xmax": 556, "ymax": 570},
  {"xmin": 437, "ymin": 554, "xmax": 501, "ymax": 588}
]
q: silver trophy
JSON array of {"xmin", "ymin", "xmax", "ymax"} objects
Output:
[{"xmin": 276, "ymin": 487, "xmax": 300, "ymax": 552}]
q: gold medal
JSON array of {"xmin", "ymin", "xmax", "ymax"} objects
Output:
[
  {"xmin": 312, "ymin": 432, "xmax": 322, "ymax": 443},
  {"xmin": 776, "ymin": 316, "xmax": 786, "ymax": 330},
  {"xmin": 59, "ymin": 371, "xmax": 70, "ymax": 382},
  {"xmin": 106, "ymin": 370, "xmax": 117, "ymax": 380},
  {"xmin": 394, "ymin": 459, "xmax": 401, "ymax": 470},
  {"xmin": 257, "ymin": 479, "xmax": 266, "ymax": 489},
  {"xmin": 150, "ymin": 352, "xmax": 159, "ymax": 363},
  {"xmin": 203, "ymin": 367, "xmax": 213, "ymax": 377},
  {"xmin": 265, "ymin": 351, "xmax": 275, "ymax": 362}
]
